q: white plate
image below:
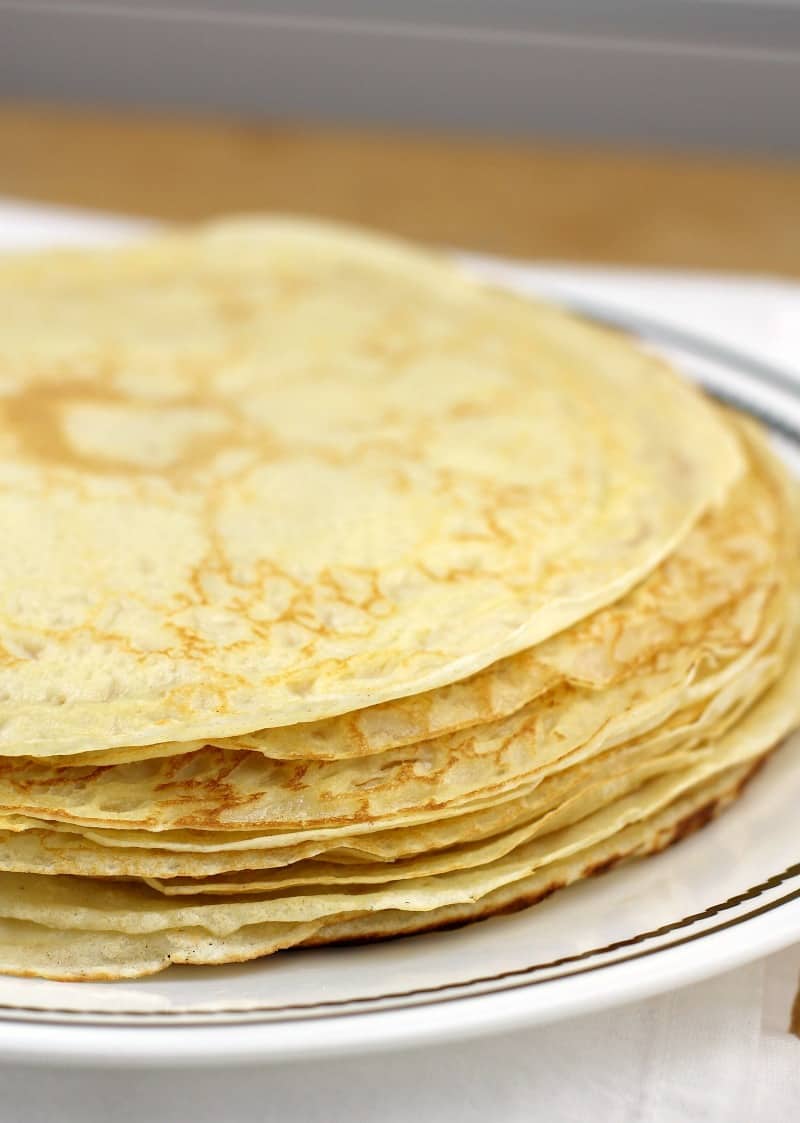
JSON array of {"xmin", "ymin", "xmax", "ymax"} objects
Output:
[{"xmin": 0, "ymin": 247, "xmax": 799, "ymax": 1067}]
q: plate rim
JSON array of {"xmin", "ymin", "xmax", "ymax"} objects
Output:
[
  {"xmin": 1, "ymin": 840, "xmax": 798, "ymax": 1028},
  {"xmin": 1, "ymin": 891, "xmax": 799, "ymax": 1067}
]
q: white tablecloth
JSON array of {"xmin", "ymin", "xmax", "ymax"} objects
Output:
[{"xmin": 0, "ymin": 200, "xmax": 798, "ymax": 1123}]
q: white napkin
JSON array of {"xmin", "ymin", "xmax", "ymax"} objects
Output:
[{"xmin": 0, "ymin": 199, "xmax": 798, "ymax": 1122}]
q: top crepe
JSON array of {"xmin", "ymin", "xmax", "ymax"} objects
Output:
[{"xmin": 0, "ymin": 218, "xmax": 742, "ymax": 756}]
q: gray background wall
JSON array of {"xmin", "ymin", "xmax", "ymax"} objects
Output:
[{"xmin": 1, "ymin": 1, "xmax": 799, "ymax": 153}]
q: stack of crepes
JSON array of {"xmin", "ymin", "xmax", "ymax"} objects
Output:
[{"xmin": 0, "ymin": 218, "xmax": 797, "ymax": 981}]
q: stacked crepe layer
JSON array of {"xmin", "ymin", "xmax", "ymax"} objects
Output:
[{"xmin": 0, "ymin": 219, "xmax": 796, "ymax": 980}]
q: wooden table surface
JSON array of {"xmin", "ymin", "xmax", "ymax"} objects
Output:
[{"xmin": 2, "ymin": 103, "xmax": 800, "ymax": 276}]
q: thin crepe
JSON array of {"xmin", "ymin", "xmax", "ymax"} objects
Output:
[{"xmin": 0, "ymin": 218, "xmax": 742, "ymax": 756}]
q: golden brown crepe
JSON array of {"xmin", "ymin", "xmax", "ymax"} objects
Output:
[{"xmin": 0, "ymin": 218, "xmax": 794, "ymax": 981}]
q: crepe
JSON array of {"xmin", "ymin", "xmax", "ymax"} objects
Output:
[
  {"xmin": 0, "ymin": 662, "xmax": 793, "ymax": 981},
  {"xmin": 0, "ymin": 218, "xmax": 795, "ymax": 983},
  {"xmin": 5, "ymin": 605, "xmax": 800, "ymax": 938},
  {"xmin": 0, "ymin": 648, "xmax": 777, "ymax": 883},
  {"xmin": 0, "ymin": 218, "xmax": 743, "ymax": 757}
]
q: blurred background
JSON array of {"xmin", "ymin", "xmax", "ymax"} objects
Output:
[{"xmin": 0, "ymin": 0, "xmax": 798, "ymax": 271}]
